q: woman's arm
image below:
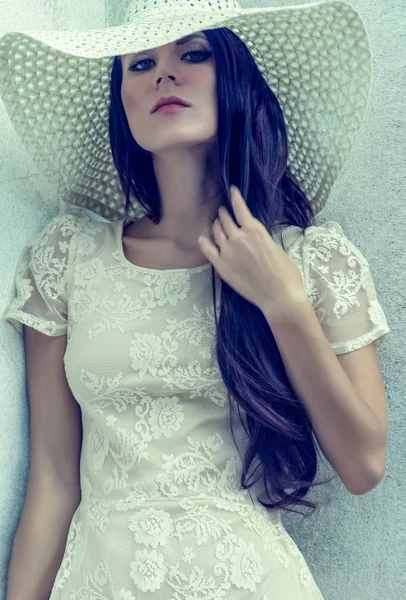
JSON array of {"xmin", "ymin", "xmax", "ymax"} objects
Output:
[
  {"xmin": 264, "ymin": 299, "xmax": 387, "ymax": 495},
  {"xmin": 6, "ymin": 326, "xmax": 82, "ymax": 599}
]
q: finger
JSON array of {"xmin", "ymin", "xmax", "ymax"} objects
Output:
[
  {"xmin": 218, "ymin": 205, "xmax": 240, "ymax": 238},
  {"xmin": 212, "ymin": 217, "xmax": 228, "ymax": 248},
  {"xmin": 230, "ymin": 185, "xmax": 254, "ymax": 228},
  {"xmin": 198, "ymin": 235, "xmax": 220, "ymax": 265}
]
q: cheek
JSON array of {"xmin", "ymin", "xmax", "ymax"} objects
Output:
[
  {"xmin": 191, "ymin": 65, "xmax": 217, "ymax": 105},
  {"xmin": 120, "ymin": 82, "xmax": 147, "ymax": 139},
  {"xmin": 196, "ymin": 86, "xmax": 217, "ymax": 124},
  {"xmin": 121, "ymin": 83, "xmax": 139, "ymax": 114},
  {"xmin": 208, "ymin": 76, "xmax": 218, "ymax": 117}
]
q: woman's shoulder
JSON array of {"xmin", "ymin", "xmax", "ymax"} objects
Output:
[
  {"xmin": 276, "ymin": 220, "xmax": 348, "ymax": 254},
  {"xmin": 59, "ymin": 207, "xmax": 114, "ymax": 260},
  {"xmin": 56, "ymin": 206, "xmax": 114, "ymax": 237},
  {"xmin": 30, "ymin": 207, "xmax": 102, "ymax": 246},
  {"xmin": 28, "ymin": 207, "xmax": 113, "ymax": 271},
  {"xmin": 60, "ymin": 206, "xmax": 110, "ymax": 230}
]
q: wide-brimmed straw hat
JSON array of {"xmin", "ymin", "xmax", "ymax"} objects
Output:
[{"xmin": 0, "ymin": 0, "xmax": 372, "ymax": 221}]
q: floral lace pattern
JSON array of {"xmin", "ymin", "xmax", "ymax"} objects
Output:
[
  {"xmin": 297, "ymin": 221, "xmax": 389, "ymax": 353},
  {"xmin": 3, "ymin": 209, "xmax": 390, "ymax": 599}
]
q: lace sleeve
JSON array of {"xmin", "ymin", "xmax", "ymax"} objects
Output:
[
  {"xmin": 3, "ymin": 210, "xmax": 90, "ymax": 336},
  {"xmin": 302, "ymin": 221, "xmax": 390, "ymax": 354}
]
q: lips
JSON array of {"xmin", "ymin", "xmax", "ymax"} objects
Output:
[
  {"xmin": 155, "ymin": 103, "xmax": 187, "ymax": 112},
  {"xmin": 152, "ymin": 96, "xmax": 191, "ymax": 113}
]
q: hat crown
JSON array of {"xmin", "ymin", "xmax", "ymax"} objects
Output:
[{"xmin": 124, "ymin": 0, "xmax": 241, "ymax": 23}]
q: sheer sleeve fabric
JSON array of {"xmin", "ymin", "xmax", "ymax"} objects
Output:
[
  {"xmin": 3, "ymin": 210, "xmax": 90, "ymax": 336},
  {"xmin": 301, "ymin": 221, "xmax": 390, "ymax": 354}
]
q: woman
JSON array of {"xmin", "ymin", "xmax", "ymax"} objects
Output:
[{"xmin": 1, "ymin": 1, "xmax": 390, "ymax": 598}]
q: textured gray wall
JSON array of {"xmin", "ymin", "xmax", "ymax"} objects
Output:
[{"xmin": 0, "ymin": 1, "xmax": 404, "ymax": 599}]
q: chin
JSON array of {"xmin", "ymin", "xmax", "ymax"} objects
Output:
[{"xmin": 139, "ymin": 133, "xmax": 218, "ymax": 154}]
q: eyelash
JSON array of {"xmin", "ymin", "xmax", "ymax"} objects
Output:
[{"xmin": 129, "ymin": 50, "xmax": 212, "ymax": 72}]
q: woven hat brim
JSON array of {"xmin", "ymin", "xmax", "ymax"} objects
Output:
[{"xmin": 0, "ymin": 0, "xmax": 371, "ymax": 221}]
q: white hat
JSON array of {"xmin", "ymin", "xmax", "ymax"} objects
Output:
[{"xmin": 0, "ymin": 0, "xmax": 371, "ymax": 221}]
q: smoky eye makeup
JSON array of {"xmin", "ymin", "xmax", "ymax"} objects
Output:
[
  {"xmin": 126, "ymin": 40, "xmax": 212, "ymax": 69},
  {"xmin": 128, "ymin": 49, "xmax": 212, "ymax": 72}
]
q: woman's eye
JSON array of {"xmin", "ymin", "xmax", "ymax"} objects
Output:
[
  {"xmin": 129, "ymin": 58, "xmax": 151, "ymax": 71},
  {"xmin": 184, "ymin": 50, "xmax": 212, "ymax": 62},
  {"xmin": 129, "ymin": 50, "xmax": 212, "ymax": 72}
]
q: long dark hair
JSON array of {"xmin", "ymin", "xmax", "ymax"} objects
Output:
[{"xmin": 108, "ymin": 27, "xmax": 335, "ymax": 516}]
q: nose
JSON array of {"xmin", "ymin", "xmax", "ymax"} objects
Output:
[
  {"xmin": 156, "ymin": 74, "xmax": 176, "ymax": 85},
  {"xmin": 153, "ymin": 49, "xmax": 179, "ymax": 85}
]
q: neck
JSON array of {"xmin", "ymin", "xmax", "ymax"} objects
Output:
[{"xmin": 149, "ymin": 141, "xmax": 224, "ymax": 244}]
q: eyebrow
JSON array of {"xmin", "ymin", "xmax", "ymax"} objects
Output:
[
  {"xmin": 125, "ymin": 33, "xmax": 208, "ymax": 61},
  {"xmin": 176, "ymin": 33, "xmax": 207, "ymax": 45}
]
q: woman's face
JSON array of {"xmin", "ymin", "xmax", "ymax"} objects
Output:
[{"xmin": 120, "ymin": 32, "xmax": 218, "ymax": 153}]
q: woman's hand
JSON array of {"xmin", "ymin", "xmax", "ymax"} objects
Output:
[{"xmin": 198, "ymin": 185, "xmax": 310, "ymax": 323}]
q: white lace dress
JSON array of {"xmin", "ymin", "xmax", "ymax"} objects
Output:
[{"xmin": 3, "ymin": 208, "xmax": 390, "ymax": 600}]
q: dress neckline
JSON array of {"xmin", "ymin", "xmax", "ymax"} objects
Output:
[{"xmin": 115, "ymin": 219, "xmax": 212, "ymax": 275}]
